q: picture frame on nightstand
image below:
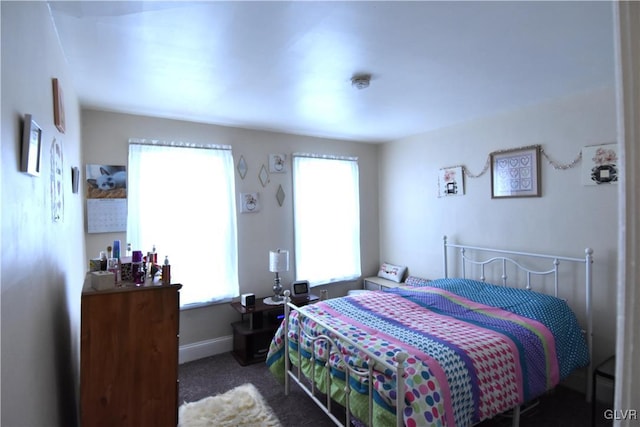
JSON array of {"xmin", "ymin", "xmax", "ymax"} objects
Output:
[{"xmin": 291, "ymin": 280, "xmax": 309, "ymax": 297}]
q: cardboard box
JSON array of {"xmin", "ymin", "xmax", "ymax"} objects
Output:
[{"xmin": 91, "ymin": 271, "xmax": 115, "ymax": 291}]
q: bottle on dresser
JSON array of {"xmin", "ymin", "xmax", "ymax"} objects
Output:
[
  {"xmin": 162, "ymin": 256, "xmax": 171, "ymax": 285},
  {"xmin": 132, "ymin": 250, "xmax": 145, "ymax": 285}
]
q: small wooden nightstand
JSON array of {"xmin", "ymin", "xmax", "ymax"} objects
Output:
[
  {"xmin": 230, "ymin": 294, "xmax": 318, "ymax": 365},
  {"xmin": 363, "ymin": 276, "xmax": 401, "ymax": 290},
  {"xmin": 592, "ymin": 355, "xmax": 616, "ymax": 427}
]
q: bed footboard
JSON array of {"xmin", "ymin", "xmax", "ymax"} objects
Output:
[
  {"xmin": 280, "ymin": 291, "xmax": 526, "ymax": 427},
  {"xmin": 283, "ymin": 290, "xmax": 406, "ymax": 427}
]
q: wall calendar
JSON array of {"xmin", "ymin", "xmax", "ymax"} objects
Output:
[
  {"xmin": 87, "ymin": 199, "xmax": 127, "ymax": 233},
  {"xmin": 85, "ymin": 164, "xmax": 127, "ymax": 233}
]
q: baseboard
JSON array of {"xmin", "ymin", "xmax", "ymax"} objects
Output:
[{"xmin": 179, "ymin": 335, "xmax": 233, "ymax": 364}]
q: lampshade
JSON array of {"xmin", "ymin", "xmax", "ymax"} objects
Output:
[{"xmin": 269, "ymin": 249, "xmax": 289, "ymax": 273}]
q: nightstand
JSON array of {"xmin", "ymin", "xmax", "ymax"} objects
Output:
[
  {"xmin": 363, "ymin": 276, "xmax": 401, "ymax": 290},
  {"xmin": 592, "ymin": 355, "xmax": 616, "ymax": 427},
  {"xmin": 230, "ymin": 294, "xmax": 318, "ymax": 365}
]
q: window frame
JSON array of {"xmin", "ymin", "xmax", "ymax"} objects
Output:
[
  {"xmin": 292, "ymin": 153, "xmax": 362, "ymax": 286},
  {"xmin": 126, "ymin": 139, "xmax": 239, "ymax": 308}
]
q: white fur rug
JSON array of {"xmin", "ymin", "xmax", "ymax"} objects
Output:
[{"xmin": 178, "ymin": 383, "xmax": 282, "ymax": 427}]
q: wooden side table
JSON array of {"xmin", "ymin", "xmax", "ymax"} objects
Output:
[{"xmin": 230, "ymin": 294, "xmax": 318, "ymax": 365}]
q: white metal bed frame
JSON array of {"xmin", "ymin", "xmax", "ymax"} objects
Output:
[{"xmin": 281, "ymin": 236, "xmax": 594, "ymax": 427}]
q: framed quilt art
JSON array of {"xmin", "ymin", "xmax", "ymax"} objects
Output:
[{"xmin": 491, "ymin": 146, "xmax": 541, "ymax": 198}]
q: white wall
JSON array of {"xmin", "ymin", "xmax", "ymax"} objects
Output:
[
  {"xmin": 1, "ymin": 3, "xmax": 85, "ymax": 426},
  {"xmin": 80, "ymin": 109, "xmax": 380, "ymax": 348},
  {"xmin": 378, "ymin": 87, "xmax": 618, "ymax": 374}
]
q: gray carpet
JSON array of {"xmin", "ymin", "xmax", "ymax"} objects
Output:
[
  {"xmin": 179, "ymin": 352, "xmax": 612, "ymax": 427},
  {"xmin": 179, "ymin": 352, "xmax": 335, "ymax": 427}
]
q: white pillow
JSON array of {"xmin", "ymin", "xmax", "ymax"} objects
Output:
[{"xmin": 377, "ymin": 262, "xmax": 407, "ymax": 283}]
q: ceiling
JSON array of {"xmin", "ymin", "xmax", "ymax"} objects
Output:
[{"xmin": 48, "ymin": 1, "xmax": 615, "ymax": 143}]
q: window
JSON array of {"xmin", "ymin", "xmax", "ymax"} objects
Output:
[
  {"xmin": 292, "ymin": 154, "xmax": 361, "ymax": 286},
  {"xmin": 127, "ymin": 140, "xmax": 239, "ymax": 307}
]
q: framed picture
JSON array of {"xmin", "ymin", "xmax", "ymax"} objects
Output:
[
  {"xmin": 21, "ymin": 114, "xmax": 42, "ymax": 177},
  {"xmin": 52, "ymin": 78, "xmax": 65, "ymax": 133},
  {"xmin": 240, "ymin": 192, "xmax": 260, "ymax": 213},
  {"xmin": 276, "ymin": 184, "xmax": 285, "ymax": 206},
  {"xmin": 269, "ymin": 153, "xmax": 287, "ymax": 173},
  {"xmin": 259, "ymin": 164, "xmax": 269, "ymax": 187},
  {"xmin": 51, "ymin": 139, "xmax": 64, "ymax": 222},
  {"xmin": 491, "ymin": 146, "xmax": 541, "ymax": 198},
  {"xmin": 71, "ymin": 167, "xmax": 80, "ymax": 194},
  {"xmin": 438, "ymin": 166, "xmax": 464, "ymax": 197},
  {"xmin": 236, "ymin": 155, "xmax": 247, "ymax": 179},
  {"xmin": 582, "ymin": 143, "xmax": 618, "ymax": 186}
]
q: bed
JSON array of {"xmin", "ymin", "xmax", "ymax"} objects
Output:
[{"xmin": 267, "ymin": 237, "xmax": 593, "ymax": 427}]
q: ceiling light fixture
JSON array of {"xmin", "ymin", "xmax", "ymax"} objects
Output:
[{"xmin": 351, "ymin": 74, "xmax": 371, "ymax": 90}]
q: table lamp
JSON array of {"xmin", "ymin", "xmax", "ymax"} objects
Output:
[{"xmin": 269, "ymin": 249, "xmax": 289, "ymax": 301}]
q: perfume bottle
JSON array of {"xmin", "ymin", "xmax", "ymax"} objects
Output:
[
  {"xmin": 113, "ymin": 240, "xmax": 121, "ymax": 260},
  {"xmin": 162, "ymin": 256, "xmax": 171, "ymax": 285},
  {"xmin": 107, "ymin": 257, "xmax": 120, "ymax": 284},
  {"xmin": 151, "ymin": 244, "xmax": 157, "ymax": 263},
  {"xmin": 99, "ymin": 251, "xmax": 107, "ymax": 271},
  {"xmin": 132, "ymin": 250, "xmax": 145, "ymax": 285},
  {"xmin": 147, "ymin": 245, "xmax": 157, "ymax": 278}
]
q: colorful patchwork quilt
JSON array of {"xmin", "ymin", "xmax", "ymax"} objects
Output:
[{"xmin": 267, "ymin": 278, "xmax": 589, "ymax": 427}]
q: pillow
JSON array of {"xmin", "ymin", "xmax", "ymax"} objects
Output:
[
  {"xmin": 377, "ymin": 262, "xmax": 407, "ymax": 283},
  {"xmin": 404, "ymin": 275, "xmax": 432, "ymax": 287}
]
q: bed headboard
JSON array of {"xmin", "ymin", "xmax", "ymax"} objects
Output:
[
  {"xmin": 443, "ymin": 235, "xmax": 593, "ymax": 296},
  {"xmin": 442, "ymin": 235, "xmax": 594, "ymax": 400}
]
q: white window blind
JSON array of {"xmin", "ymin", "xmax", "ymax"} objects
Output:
[
  {"xmin": 292, "ymin": 154, "xmax": 361, "ymax": 286},
  {"xmin": 127, "ymin": 140, "xmax": 239, "ymax": 307}
]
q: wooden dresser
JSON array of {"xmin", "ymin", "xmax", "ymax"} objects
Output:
[{"xmin": 80, "ymin": 283, "xmax": 182, "ymax": 427}]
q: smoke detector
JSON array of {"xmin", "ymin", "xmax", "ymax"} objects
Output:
[{"xmin": 351, "ymin": 74, "xmax": 371, "ymax": 90}]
